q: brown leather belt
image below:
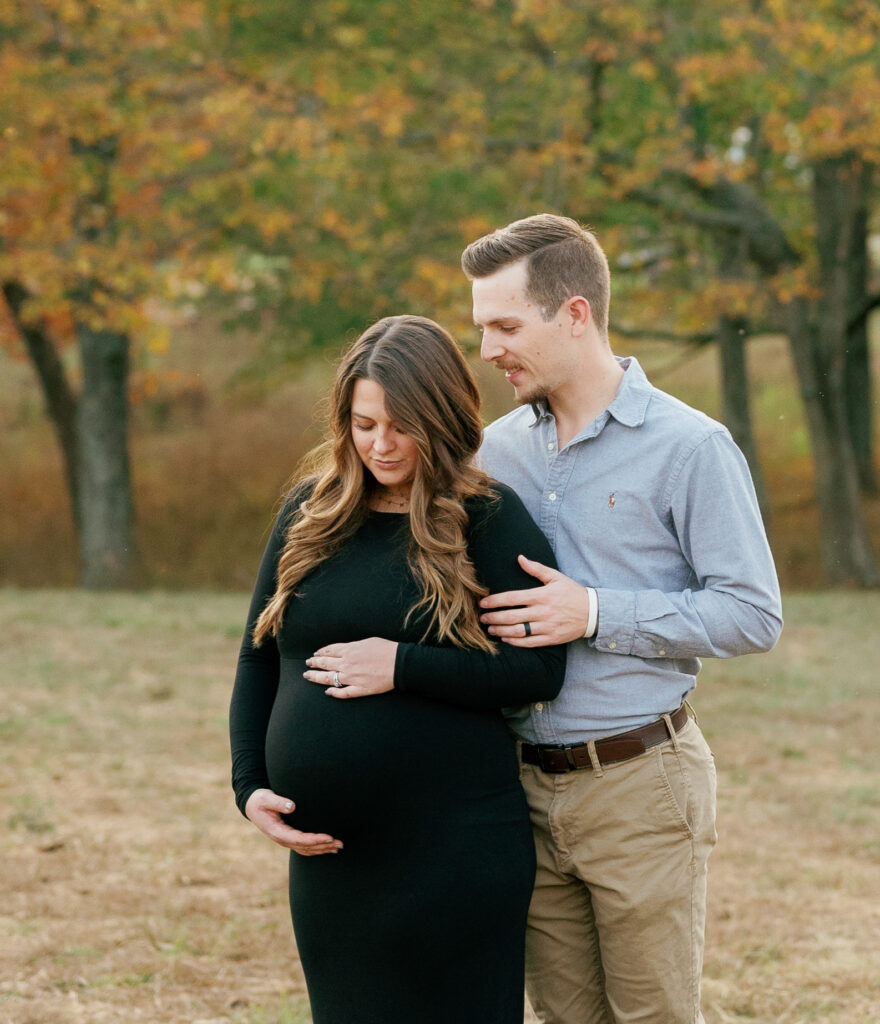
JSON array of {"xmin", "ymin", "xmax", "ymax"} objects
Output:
[{"xmin": 520, "ymin": 704, "xmax": 690, "ymax": 773}]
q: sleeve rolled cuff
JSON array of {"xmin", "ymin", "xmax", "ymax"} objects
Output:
[{"xmin": 592, "ymin": 588, "xmax": 636, "ymax": 654}]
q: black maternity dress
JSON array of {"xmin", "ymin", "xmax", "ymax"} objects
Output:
[{"xmin": 229, "ymin": 481, "xmax": 565, "ymax": 1024}]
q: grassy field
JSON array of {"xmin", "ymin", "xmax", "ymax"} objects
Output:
[{"xmin": 1, "ymin": 589, "xmax": 879, "ymax": 1024}]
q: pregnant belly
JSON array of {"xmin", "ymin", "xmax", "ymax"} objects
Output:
[{"xmin": 265, "ymin": 659, "xmax": 523, "ymax": 837}]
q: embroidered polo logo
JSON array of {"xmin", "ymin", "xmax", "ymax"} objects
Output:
[{"xmin": 607, "ymin": 492, "xmax": 616, "ymax": 510}]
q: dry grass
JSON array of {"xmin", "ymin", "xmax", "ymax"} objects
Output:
[
  {"xmin": 0, "ymin": 590, "xmax": 310, "ymax": 1024},
  {"xmin": 1, "ymin": 589, "xmax": 879, "ymax": 1023},
  {"xmin": 696, "ymin": 592, "xmax": 880, "ymax": 1022}
]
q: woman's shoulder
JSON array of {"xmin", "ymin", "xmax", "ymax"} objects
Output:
[
  {"xmin": 486, "ymin": 479, "xmax": 525, "ymax": 508},
  {"xmin": 464, "ymin": 479, "xmax": 529, "ymax": 529},
  {"xmin": 277, "ymin": 476, "xmax": 318, "ymax": 527},
  {"xmin": 286, "ymin": 475, "xmax": 318, "ymax": 505},
  {"xmin": 464, "ymin": 477, "xmax": 555, "ymax": 565}
]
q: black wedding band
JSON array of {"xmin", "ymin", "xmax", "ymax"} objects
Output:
[{"xmin": 523, "ymin": 621, "xmax": 532, "ymax": 638}]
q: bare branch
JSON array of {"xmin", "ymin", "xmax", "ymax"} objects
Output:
[{"xmin": 610, "ymin": 320, "xmax": 715, "ymax": 345}]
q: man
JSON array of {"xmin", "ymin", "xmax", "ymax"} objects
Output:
[{"xmin": 463, "ymin": 214, "xmax": 782, "ymax": 1024}]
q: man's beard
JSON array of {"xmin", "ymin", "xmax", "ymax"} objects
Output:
[{"xmin": 515, "ymin": 380, "xmax": 550, "ymax": 406}]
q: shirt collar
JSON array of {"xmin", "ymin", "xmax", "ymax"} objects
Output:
[
  {"xmin": 529, "ymin": 356, "xmax": 652, "ymax": 429},
  {"xmin": 528, "ymin": 400, "xmax": 553, "ymax": 427},
  {"xmin": 606, "ymin": 356, "xmax": 652, "ymax": 428}
]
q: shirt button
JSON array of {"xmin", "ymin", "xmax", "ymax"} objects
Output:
[
  {"xmin": 534, "ymin": 702, "xmax": 544, "ymax": 711},
  {"xmin": 547, "ymin": 442, "xmax": 555, "ymax": 450},
  {"xmin": 548, "ymin": 492, "xmax": 557, "ymax": 501},
  {"xmin": 608, "ymin": 641, "xmax": 617, "ymax": 650},
  {"xmin": 658, "ymin": 649, "xmax": 666, "ymax": 656}
]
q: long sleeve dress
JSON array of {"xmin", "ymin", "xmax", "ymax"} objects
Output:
[{"xmin": 229, "ymin": 481, "xmax": 566, "ymax": 1024}]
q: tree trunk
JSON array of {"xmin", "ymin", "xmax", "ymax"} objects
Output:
[
  {"xmin": 630, "ymin": 164, "xmax": 877, "ymax": 584},
  {"xmin": 783, "ymin": 295, "xmax": 878, "ymax": 586},
  {"xmin": 3, "ymin": 282, "xmax": 81, "ymax": 531},
  {"xmin": 764, "ymin": 156, "xmax": 879, "ymax": 588},
  {"xmin": 843, "ymin": 165, "xmax": 876, "ymax": 493},
  {"xmin": 717, "ymin": 313, "xmax": 770, "ymax": 523},
  {"xmin": 76, "ymin": 324, "xmax": 140, "ymax": 588},
  {"xmin": 714, "ymin": 233, "xmax": 769, "ymax": 523}
]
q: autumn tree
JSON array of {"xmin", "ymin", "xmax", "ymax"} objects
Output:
[
  {"xmin": 0, "ymin": 1, "xmax": 266, "ymax": 585},
  {"xmin": 155, "ymin": 0, "xmax": 880, "ymax": 586},
  {"xmin": 434, "ymin": 0, "xmax": 880, "ymax": 583},
  {"xmin": 4, "ymin": 0, "xmax": 878, "ymax": 588},
  {"xmin": 1, "ymin": 0, "xmax": 512, "ymax": 586},
  {"xmin": 644, "ymin": 0, "xmax": 880, "ymax": 584}
]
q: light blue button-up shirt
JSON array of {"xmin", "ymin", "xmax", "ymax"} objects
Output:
[{"xmin": 479, "ymin": 356, "xmax": 783, "ymax": 744}]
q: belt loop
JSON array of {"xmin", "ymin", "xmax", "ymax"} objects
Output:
[
  {"xmin": 662, "ymin": 713, "xmax": 681, "ymax": 753},
  {"xmin": 586, "ymin": 739, "xmax": 605, "ymax": 777},
  {"xmin": 684, "ymin": 697, "xmax": 698, "ymax": 724}
]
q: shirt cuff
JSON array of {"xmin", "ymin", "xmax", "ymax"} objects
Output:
[
  {"xmin": 393, "ymin": 641, "xmax": 413, "ymax": 693},
  {"xmin": 583, "ymin": 586, "xmax": 598, "ymax": 638},
  {"xmin": 592, "ymin": 588, "xmax": 636, "ymax": 654}
]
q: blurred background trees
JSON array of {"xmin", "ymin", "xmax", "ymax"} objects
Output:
[{"xmin": 1, "ymin": 0, "xmax": 878, "ymax": 588}]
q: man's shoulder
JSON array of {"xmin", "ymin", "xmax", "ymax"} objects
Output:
[{"xmin": 643, "ymin": 383, "xmax": 728, "ymax": 446}]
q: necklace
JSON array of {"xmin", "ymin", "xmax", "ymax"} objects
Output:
[{"xmin": 375, "ymin": 487, "xmax": 410, "ymax": 510}]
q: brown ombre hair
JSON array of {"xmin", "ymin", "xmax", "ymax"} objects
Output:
[
  {"xmin": 461, "ymin": 213, "xmax": 611, "ymax": 339},
  {"xmin": 252, "ymin": 315, "xmax": 496, "ymax": 652}
]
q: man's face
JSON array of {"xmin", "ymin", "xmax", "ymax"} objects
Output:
[{"xmin": 472, "ymin": 259, "xmax": 577, "ymax": 406}]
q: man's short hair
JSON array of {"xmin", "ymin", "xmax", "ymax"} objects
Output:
[{"xmin": 461, "ymin": 214, "xmax": 610, "ymax": 338}]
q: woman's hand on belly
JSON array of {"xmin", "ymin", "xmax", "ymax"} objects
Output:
[
  {"xmin": 244, "ymin": 788, "xmax": 344, "ymax": 856},
  {"xmin": 303, "ymin": 637, "xmax": 397, "ymax": 699}
]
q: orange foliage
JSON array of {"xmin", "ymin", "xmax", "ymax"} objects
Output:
[
  {"xmin": 0, "ymin": 0, "xmax": 329, "ymax": 352},
  {"xmin": 697, "ymin": 2, "xmax": 880, "ymax": 164}
]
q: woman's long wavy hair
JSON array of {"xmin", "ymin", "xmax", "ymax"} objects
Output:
[{"xmin": 252, "ymin": 315, "xmax": 497, "ymax": 652}]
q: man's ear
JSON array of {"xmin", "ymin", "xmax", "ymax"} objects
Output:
[{"xmin": 567, "ymin": 295, "xmax": 591, "ymax": 336}]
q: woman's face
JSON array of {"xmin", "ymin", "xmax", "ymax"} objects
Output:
[{"xmin": 350, "ymin": 378, "xmax": 419, "ymax": 493}]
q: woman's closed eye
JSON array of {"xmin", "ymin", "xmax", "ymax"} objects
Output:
[{"xmin": 353, "ymin": 420, "xmax": 409, "ymax": 436}]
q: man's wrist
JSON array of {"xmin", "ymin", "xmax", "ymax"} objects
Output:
[{"xmin": 583, "ymin": 587, "xmax": 598, "ymax": 639}]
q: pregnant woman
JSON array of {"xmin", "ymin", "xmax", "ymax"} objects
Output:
[{"xmin": 229, "ymin": 315, "xmax": 565, "ymax": 1024}]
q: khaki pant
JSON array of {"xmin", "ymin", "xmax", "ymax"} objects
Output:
[{"xmin": 520, "ymin": 716, "xmax": 717, "ymax": 1024}]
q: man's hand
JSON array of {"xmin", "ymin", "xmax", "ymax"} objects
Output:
[
  {"xmin": 303, "ymin": 637, "xmax": 398, "ymax": 699},
  {"xmin": 244, "ymin": 789, "xmax": 343, "ymax": 856},
  {"xmin": 480, "ymin": 555, "xmax": 589, "ymax": 646}
]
